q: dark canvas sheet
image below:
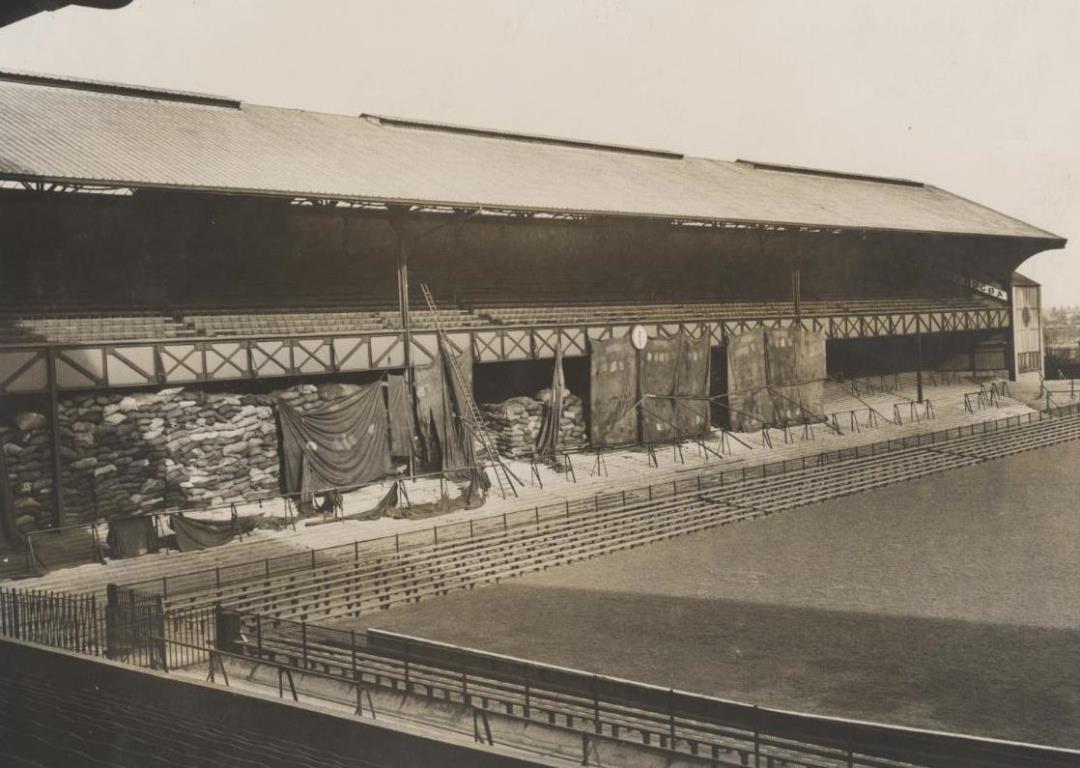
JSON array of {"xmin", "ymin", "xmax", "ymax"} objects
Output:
[
  {"xmin": 387, "ymin": 373, "xmax": 416, "ymax": 458},
  {"xmin": 413, "ymin": 347, "xmax": 477, "ymax": 481},
  {"xmin": 726, "ymin": 327, "xmax": 826, "ymax": 430},
  {"xmin": 536, "ymin": 344, "xmax": 565, "ymax": 456},
  {"xmin": 765, "ymin": 328, "xmax": 804, "ymax": 425},
  {"xmin": 795, "ymin": 328, "xmax": 827, "ymax": 416},
  {"xmin": 641, "ymin": 331, "xmax": 711, "ymax": 443},
  {"xmin": 278, "ymin": 381, "xmax": 392, "ymax": 498},
  {"xmin": 29, "ymin": 526, "xmax": 99, "ymax": 574},
  {"xmin": 672, "ymin": 332, "xmax": 711, "ymax": 437},
  {"xmin": 764, "ymin": 327, "xmax": 827, "ymax": 424},
  {"xmin": 589, "ymin": 336, "xmax": 638, "ymax": 447},
  {"xmin": 642, "ymin": 337, "xmax": 679, "ymax": 444},
  {"xmin": 106, "ymin": 515, "xmax": 159, "ymax": 558},
  {"xmin": 170, "ymin": 515, "xmax": 236, "ymax": 552},
  {"xmin": 726, "ymin": 328, "xmax": 770, "ymax": 431}
]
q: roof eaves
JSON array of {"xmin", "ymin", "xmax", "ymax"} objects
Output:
[{"xmin": 0, "ymin": 170, "xmax": 1067, "ymax": 246}]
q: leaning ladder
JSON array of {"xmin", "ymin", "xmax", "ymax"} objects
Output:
[{"xmin": 418, "ymin": 283, "xmax": 520, "ymax": 499}]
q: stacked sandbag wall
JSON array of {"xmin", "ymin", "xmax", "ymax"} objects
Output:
[
  {"xmin": 481, "ymin": 389, "xmax": 587, "ymax": 458},
  {"xmin": 0, "ymin": 382, "xmax": 370, "ymax": 535}
]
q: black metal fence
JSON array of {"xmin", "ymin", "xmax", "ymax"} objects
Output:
[
  {"xmin": 104, "ymin": 584, "xmax": 166, "ymax": 670},
  {"xmin": 0, "ymin": 587, "xmax": 104, "ymax": 655}
]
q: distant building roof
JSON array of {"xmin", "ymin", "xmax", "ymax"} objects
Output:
[
  {"xmin": 0, "ymin": 70, "xmax": 1066, "ymax": 243},
  {"xmin": 1012, "ymin": 271, "xmax": 1041, "ymax": 287}
]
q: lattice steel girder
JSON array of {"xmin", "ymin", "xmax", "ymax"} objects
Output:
[{"xmin": 0, "ymin": 308, "xmax": 1011, "ymax": 394}]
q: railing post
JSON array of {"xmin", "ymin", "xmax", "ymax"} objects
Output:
[
  {"xmin": 592, "ymin": 675, "xmax": 601, "ymax": 734},
  {"xmin": 351, "ymin": 629, "xmax": 358, "ymax": 680},
  {"xmin": 256, "ymin": 613, "xmax": 263, "ymax": 657},
  {"xmin": 668, "ymin": 688, "xmax": 676, "ymax": 748},
  {"xmin": 753, "ymin": 705, "xmax": 761, "ymax": 768},
  {"xmin": 523, "ymin": 670, "xmax": 531, "ymax": 720},
  {"xmin": 301, "ymin": 621, "xmax": 308, "ymax": 668}
]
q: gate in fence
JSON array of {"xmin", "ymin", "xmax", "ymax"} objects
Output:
[{"xmin": 106, "ymin": 583, "xmax": 166, "ymax": 670}]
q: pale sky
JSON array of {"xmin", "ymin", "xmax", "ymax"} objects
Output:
[{"xmin": 1, "ymin": 0, "xmax": 1077, "ymax": 304}]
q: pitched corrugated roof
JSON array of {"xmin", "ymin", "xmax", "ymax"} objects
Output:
[{"xmin": 0, "ymin": 71, "xmax": 1064, "ymax": 242}]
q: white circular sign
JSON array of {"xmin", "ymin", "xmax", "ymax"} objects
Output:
[{"xmin": 630, "ymin": 325, "xmax": 649, "ymax": 351}]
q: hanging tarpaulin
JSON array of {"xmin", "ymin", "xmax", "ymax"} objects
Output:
[
  {"xmin": 28, "ymin": 526, "xmax": 100, "ymax": 575},
  {"xmin": 669, "ymin": 332, "xmax": 712, "ymax": 440},
  {"xmin": 642, "ymin": 336, "xmax": 679, "ymax": 444},
  {"xmin": 277, "ymin": 380, "xmax": 393, "ymax": 499},
  {"xmin": 106, "ymin": 515, "xmax": 159, "ymax": 558},
  {"xmin": 793, "ymin": 327, "xmax": 827, "ymax": 418},
  {"xmin": 535, "ymin": 342, "xmax": 565, "ymax": 456},
  {"xmin": 725, "ymin": 327, "xmax": 826, "ymax": 430},
  {"xmin": 589, "ymin": 336, "xmax": 638, "ymax": 447},
  {"xmin": 726, "ymin": 327, "xmax": 772, "ymax": 432},
  {"xmin": 642, "ymin": 330, "xmax": 710, "ymax": 443},
  {"xmin": 413, "ymin": 345, "xmax": 478, "ymax": 482},
  {"xmin": 387, "ymin": 373, "xmax": 416, "ymax": 458},
  {"xmin": 170, "ymin": 515, "xmax": 236, "ymax": 552},
  {"xmin": 672, "ymin": 331, "xmax": 711, "ymax": 437}
]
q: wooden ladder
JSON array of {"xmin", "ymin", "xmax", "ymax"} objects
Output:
[{"xmin": 418, "ymin": 283, "xmax": 520, "ymax": 499}]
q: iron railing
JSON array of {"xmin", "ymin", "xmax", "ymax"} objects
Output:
[
  {"xmin": 121, "ymin": 400, "xmax": 1080, "ymax": 601},
  {"xmin": 158, "ymin": 608, "xmax": 1079, "ymax": 768},
  {"xmin": 0, "ymin": 587, "xmax": 104, "ymax": 655}
]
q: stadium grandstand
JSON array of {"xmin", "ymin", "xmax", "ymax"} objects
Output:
[{"xmin": 2, "ymin": 68, "xmax": 1078, "ymax": 768}]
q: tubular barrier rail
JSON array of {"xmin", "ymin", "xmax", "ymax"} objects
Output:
[
  {"xmin": 120, "ymin": 401, "xmax": 1080, "ymax": 604},
  {"xmin": 167, "ymin": 608, "xmax": 1080, "ymax": 768},
  {"xmin": 133, "ymin": 404, "xmax": 1080, "ymax": 627},
  {"xmin": 15, "ymin": 369, "xmax": 999, "ymax": 576}
]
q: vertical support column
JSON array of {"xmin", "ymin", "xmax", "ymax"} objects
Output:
[
  {"xmin": 1004, "ymin": 275, "xmax": 1018, "ymax": 382},
  {"xmin": 45, "ymin": 347, "xmax": 65, "ymax": 527},
  {"xmin": 635, "ymin": 346, "xmax": 645, "ymax": 447},
  {"xmin": 915, "ymin": 314, "xmax": 924, "ymax": 404},
  {"xmin": 791, "ymin": 267, "xmax": 802, "ymax": 319},
  {"xmin": 390, "ymin": 210, "xmax": 415, "ymax": 476}
]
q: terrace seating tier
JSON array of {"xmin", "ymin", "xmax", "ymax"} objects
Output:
[{"xmin": 0, "ymin": 293, "xmax": 1004, "ymax": 344}]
